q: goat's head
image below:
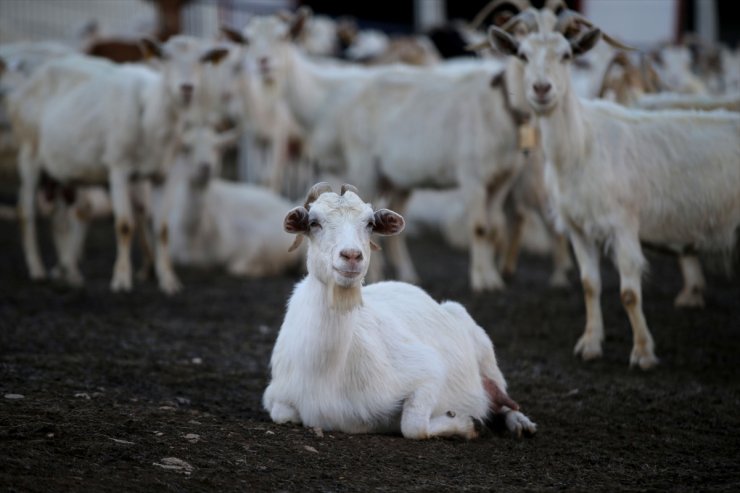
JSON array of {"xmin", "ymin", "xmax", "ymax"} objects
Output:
[
  {"xmin": 489, "ymin": 14, "xmax": 601, "ymax": 114},
  {"xmin": 226, "ymin": 7, "xmax": 310, "ymax": 86},
  {"xmin": 176, "ymin": 119, "xmax": 237, "ymax": 188},
  {"xmin": 141, "ymin": 35, "xmax": 230, "ymax": 107},
  {"xmin": 284, "ymin": 183, "xmax": 404, "ymax": 288}
]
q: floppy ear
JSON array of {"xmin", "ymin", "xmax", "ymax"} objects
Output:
[
  {"xmin": 373, "ymin": 209, "xmax": 405, "ymax": 236},
  {"xmin": 284, "ymin": 206, "xmax": 309, "ymax": 234},
  {"xmin": 289, "ymin": 7, "xmax": 312, "ymax": 40},
  {"xmin": 571, "ymin": 28, "xmax": 601, "ymax": 57},
  {"xmin": 221, "ymin": 26, "xmax": 249, "ymax": 45},
  {"xmin": 488, "ymin": 26, "xmax": 519, "ymax": 56},
  {"xmin": 200, "ymin": 47, "xmax": 230, "ymax": 65}
]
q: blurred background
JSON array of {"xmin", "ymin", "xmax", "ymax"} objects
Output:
[{"xmin": 1, "ymin": 0, "xmax": 738, "ymax": 47}]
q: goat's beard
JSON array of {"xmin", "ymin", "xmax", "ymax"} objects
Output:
[{"xmin": 328, "ymin": 280, "xmax": 363, "ymax": 313}]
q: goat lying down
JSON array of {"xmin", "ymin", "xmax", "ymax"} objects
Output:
[{"xmin": 263, "ymin": 183, "xmax": 536, "ymax": 439}]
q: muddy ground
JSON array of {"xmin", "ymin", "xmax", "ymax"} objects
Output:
[{"xmin": 1, "ymin": 215, "xmax": 739, "ymax": 492}]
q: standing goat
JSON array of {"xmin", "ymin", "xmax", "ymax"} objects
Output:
[
  {"xmin": 263, "ymin": 183, "xmax": 536, "ymax": 439},
  {"xmin": 489, "ymin": 9, "xmax": 740, "ymax": 369}
]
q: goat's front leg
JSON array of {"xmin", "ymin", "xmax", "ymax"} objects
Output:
[
  {"xmin": 613, "ymin": 232, "xmax": 658, "ymax": 369},
  {"xmin": 464, "ymin": 182, "xmax": 504, "ymax": 292},
  {"xmin": 18, "ymin": 145, "xmax": 45, "ymax": 280},
  {"xmin": 674, "ymin": 254, "xmax": 706, "ymax": 308},
  {"xmin": 386, "ymin": 190, "xmax": 419, "ymax": 284},
  {"xmin": 50, "ymin": 200, "xmax": 85, "ymax": 287},
  {"xmin": 109, "ymin": 167, "xmax": 135, "ymax": 292},
  {"xmin": 570, "ymin": 229, "xmax": 605, "ymax": 361},
  {"xmin": 151, "ymin": 178, "xmax": 182, "ymax": 295}
]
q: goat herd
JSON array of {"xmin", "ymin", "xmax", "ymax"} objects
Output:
[{"xmin": 1, "ymin": 0, "xmax": 739, "ymax": 441}]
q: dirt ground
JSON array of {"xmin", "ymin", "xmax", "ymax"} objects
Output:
[{"xmin": 1, "ymin": 215, "xmax": 739, "ymax": 492}]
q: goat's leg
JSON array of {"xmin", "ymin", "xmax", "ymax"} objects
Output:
[
  {"xmin": 131, "ymin": 182, "xmax": 155, "ymax": 282},
  {"xmin": 50, "ymin": 201, "xmax": 85, "ymax": 287},
  {"xmin": 400, "ymin": 379, "xmax": 443, "ymax": 439},
  {"xmin": 570, "ymin": 229, "xmax": 605, "ymax": 361},
  {"xmin": 386, "ymin": 190, "xmax": 419, "ymax": 284},
  {"xmin": 151, "ymin": 179, "xmax": 181, "ymax": 294},
  {"xmin": 501, "ymin": 208, "xmax": 525, "ymax": 280},
  {"xmin": 674, "ymin": 254, "xmax": 706, "ymax": 308},
  {"xmin": 109, "ymin": 168, "xmax": 135, "ymax": 292},
  {"xmin": 465, "ymin": 182, "xmax": 504, "ymax": 292},
  {"xmin": 267, "ymin": 125, "xmax": 288, "ymax": 194},
  {"xmin": 18, "ymin": 146, "xmax": 45, "ymax": 280},
  {"xmin": 613, "ymin": 232, "xmax": 658, "ymax": 369}
]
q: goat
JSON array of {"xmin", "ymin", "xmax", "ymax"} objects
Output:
[
  {"xmin": 6, "ymin": 37, "xmax": 229, "ymax": 293},
  {"xmin": 166, "ymin": 120, "xmax": 302, "ymax": 276},
  {"xmin": 489, "ymin": 9, "xmax": 740, "ymax": 369},
  {"xmin": 263, "ymin": 182, "xmax": 536, "ymax": 439}
]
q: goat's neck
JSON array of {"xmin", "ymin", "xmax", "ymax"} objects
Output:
[
  {"xmin": 295, "ymin": 274, "xmax": 363, "ymax": 372},
  {"xmin": 282, "ymin": 47, "xmax": 340, "ymax": 130},
  {"xmin": 538, "ymin": 86, "xmax": 588, "ymax": 174}
]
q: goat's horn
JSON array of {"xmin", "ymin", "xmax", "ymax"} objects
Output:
[
  {"xmin": 500, "ymin": 8, "xmax": 539, "ymax": 34},
  {"xmin": 544, "ymin": 0, "xmax": 567, "ymax": 14},
  {"xmin": 304, "ymin": 182, "xmax": 333, "ymax": 209},
  {"xmin": 340, "ymin": 184, "xmax": 359, "ymax": 196},
  {"xmin": 469, "ymin": 0, "xmax": 532, "ymax": 30},
  {"xmin": 555, "ymin": 9, "xmax": 636, "ymax": 51}
]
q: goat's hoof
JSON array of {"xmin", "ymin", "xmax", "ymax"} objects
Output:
[
  {"xmin": 548, "ymin": 272, "xmax": 570, "ymax": 288},
  {"xmin": 471, "ymin": 273, "xmax": 505, "ymax": 293},
  {"xmin": 674, "ymin": 289, "xmax": 705, "ymax": 309},
  {"xmin": 505, "ymin": 411, "xmax": 537, "ymax": 438},
  {"xmin": 110, "ymin": 274, "xmax": 133, "ymax": 292},
  {"xmin": 574, "ymin": 335, "xmax": 603, "ymax": 361},
  {"xmin": 64, "ymin": 271, "xmax": 85, "ymax": 288},
  {"xmin": 29, "ymin": 268, "xmax": 47, "ymax": 281},
  {"xmin": 159, "ymin": 276, "xmax": 182, "ymax": 295},
  {"xmin": 629, "ymin": 348, "xmax": 658, "ymax": 370}
]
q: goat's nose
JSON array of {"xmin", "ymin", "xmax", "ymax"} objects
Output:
[
  {"xmin": 181, "ymin": 83, "xmax": 194, "ymax": 95},
  {"xmin": 533, "ymin": 82, "xmax": 552, "ymax": 97},
  {"xmin": 339, "ymin": 249, "xmax": 363, "ymax": 262}
]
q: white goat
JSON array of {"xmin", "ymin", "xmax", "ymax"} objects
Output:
[
  {"xmin": 166, "ymin": 120, "xmax": 302, "ymax": 276},
  {"xmin": 489, "ymin": 10, "xmax": 740, "ymax": 369},
  {"xmin": 7, "ymin": 37, "xmax": 229, "ymax": 293},
  {"xmin": 263, "ymin": 182, "xmax": 536, "ymax": 439},
  {"xmin": 238, "ymin": 9, "xmax": 572, "ymax": 290}
]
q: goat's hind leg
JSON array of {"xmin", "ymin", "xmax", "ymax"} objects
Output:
[
  {"xmin": 614, "ymin": 232, "xmax": 658, "ymax": 369},
  {"xmin": 674, "ymin": 254, "xmax": 705, "ymax": 308}
]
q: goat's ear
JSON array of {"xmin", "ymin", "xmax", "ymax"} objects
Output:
[
  {"xmin": 571, "ymin": 28, "xmax": 601, "ymax": 57},
  {"xmin": 140, "ymin": 37, "xmax": 166, "ymax": 60},
  {"xmin": 221, "ymin": 26, "xmax": 249, "ymax": 45},
  {"xmin": 289, "ymin": 7, "xmax": 312, "ymax": 40},
  {"xmin": 284, "ymin": 206, "xmax": 310, "ymax": 234},
  {"xmin": 488, "ymin": 26, "xmax": 519, "ymax": 56},
  {"xmin": 373, "ymin": 209, "xmax": 405, "ymax": 236},
  {"xmin": 200, "ymin": 47, "xmax": 230, "ymax": 65}
]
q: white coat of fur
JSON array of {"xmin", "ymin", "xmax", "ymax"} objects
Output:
[
  {"xmin": 263, "ymin": 187, "xmax": 536, "ymax": 439},
  {"xmin": 490, "ymin": 23, "xmax": 740, "ymax": 369}
]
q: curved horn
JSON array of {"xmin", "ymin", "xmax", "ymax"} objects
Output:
[
  {"xmin": 500, "ymin": 8, "xmax": 540, "ymax": 34},
  {"xmin": 555, "ymin": 9, "xmax": 636, "ymax": 51},
  {"xmin": 303, "ymin": 182, "xmax": 333, "ymax": 209},
  {"xmin": 340, "ymin": 184, "xmax": 359, "ymax": 196},
  {"xmin": 470, "ymin": 0, "xmax": 532, "ymax": 31},
  {"xmin": 544, "ymin": 0, "xmax": 567, "ymax": 14}
]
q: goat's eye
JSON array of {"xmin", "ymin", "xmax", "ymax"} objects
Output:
[
  {"xmin": 309, "ymin": 219, "xmax": 321, "ymax": 229},
  {"xmin": 562, "ymin": 52, "xmax": 573, "ymax": 62},
  {"xmin": 366, "ymin": 219, "xmax": 375, "ymax": 230},
  {"xmin": 518, "ymin": 52, "xmax": 528, "ymax": 63}
]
